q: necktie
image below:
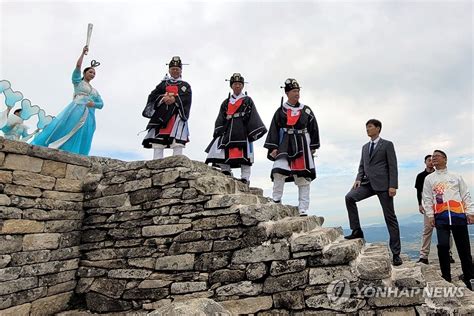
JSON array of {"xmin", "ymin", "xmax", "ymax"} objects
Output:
[{"xmin": 369, "ymin": 141, "xmax": 375, "ymax": 157}]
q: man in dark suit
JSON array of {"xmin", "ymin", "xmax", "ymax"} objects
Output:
[{"xmin": 344, "ymin": 119, "xmax": 402, "ymax": 266}]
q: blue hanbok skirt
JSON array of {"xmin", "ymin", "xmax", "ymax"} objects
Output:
[{"xmin": 31, "ymin": 100, "xmax": 97, "ymax": 155}]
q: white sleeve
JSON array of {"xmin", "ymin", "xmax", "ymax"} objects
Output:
[
  {"xmin": 422, "ymin": 177, "xmax": 434, "ymax": 218},
  {"xmin": 459, "ymin": 176, "xmax": 474, "ymax": 215}
]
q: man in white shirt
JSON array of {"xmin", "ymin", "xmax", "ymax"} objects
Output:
[{"xmin": 422, "ymin": 149, "xmax": 474, "ymax": 290}]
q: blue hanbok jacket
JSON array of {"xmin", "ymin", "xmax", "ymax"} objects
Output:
[{"xmin": 32, "ymin": 68, "xmax": 103, "ymax": 155}]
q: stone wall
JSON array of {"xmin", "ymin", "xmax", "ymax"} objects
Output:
[
  {"xmin": 1, "ymin": 137, "xmax": 473, "ymax": 315},
  {"xmin": 77, "ymin": 155, "xmax": 285, "ymax": 313},
  {"xmin": 0, "ymin": 138, "xmax": 91, "ymax": 315},
  {"xmin": 76, "ymin": 153, "xmax": 474, "ymax": 314}
]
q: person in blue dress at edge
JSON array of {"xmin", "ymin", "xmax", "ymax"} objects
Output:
[{"xmin": 31, "ymin": 45, "xmax": 103, "ymax": 155}]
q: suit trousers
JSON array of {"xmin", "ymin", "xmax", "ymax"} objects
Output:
[
  {"xmin": 436, "ymin": 224, "xmax": 474, "ymax": 289},
  {"xmin": 345, "ymin": 183, "xmax": 401, "ymax": 255}
]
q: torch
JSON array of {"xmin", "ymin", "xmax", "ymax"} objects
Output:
[{"xmin": 85, "ymin": 23, "xmax": 93, "ymax": 54}]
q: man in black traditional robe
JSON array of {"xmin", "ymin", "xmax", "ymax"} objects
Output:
[
  {"xmin": 142, "ymin": 56, "xmax": 192, "ymax": 159},
  {"xmin": 264, "ymin": 79, "xmax": 320, "ymax": 216},
  {"xmin": 205, "ymin": 73, "xmax": 267, "ymax": 184}
]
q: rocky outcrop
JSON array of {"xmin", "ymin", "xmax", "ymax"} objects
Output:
[{"xmin": 0, "ymin": 137, "xmax": 472, "ymax": 315}]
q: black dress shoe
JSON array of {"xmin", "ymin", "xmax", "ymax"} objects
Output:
[
  {"xmin": 240, "ymin": 179, "xmax": 249, "ymax": 185},
  {"xmin": 273, "ymin": 200, "xmax": 281, "ymax": 204},
  {"xmin": 221, "ymin": 171, "xmax": 232, "ymax": 176},
  {"xmin": 344, "ymin": 229, "xmax": 364, "ymax": 240},
  {"xmin": 417, "ymin": 258, "xmax": 429, "ymax": 264},
  {"xmin": 392, "ymin": 255, "xmax": 403, "ymax": 266}
]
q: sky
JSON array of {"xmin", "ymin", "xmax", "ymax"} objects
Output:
[{"xmin": 1, "ymin": 0, "xmax": 472, "ymax": 227}]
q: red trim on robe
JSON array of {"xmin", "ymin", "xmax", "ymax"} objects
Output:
[
  {"xmin": 159, "ymin": 114, "xmax": 176, "ymax": 135},
  {"xmin": 229, "ymin": 147, "xmax": 244, "ymax": 159},
  {"xmin": 157, "ymin": 85, "xmax": 179, "ymax": 135},
  {"xmin": 226, "ymin": 98, "xmax": 245, "ymax": 160},
  {"xmin": 286, "ymin": 109, "xmax": 301, "ymax": 126},
  {"xmin": 290, "ymin": 155, "xmax": 306, "ymax": 171},
  {"xmin": 227, "ymin": 98, "xmax": 244, "ymax": 115},
  {"xmin": 166, "ymin": 85, "xmax": 179, "ymax": 95}
]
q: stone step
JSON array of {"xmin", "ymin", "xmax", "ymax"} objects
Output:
[
  {"xmin": 354, "ymin": 243, "xmax": 392, "ymax": 280},
  {"xmin": 204, "ymin": 194, "xmax": 260, "ymax": 209},
  {"xmin": 418, "ymin": 279, "xmax": 474, "ymax": 314},
  {"xmin": 189, "ymin": 175, "xmax": 245, "ymax": 196},
  {"xmin": 290, "ymin": 226, "xmax": 343, "ymax": 256},
  {"xmin": 416, "ymin": 259, "xmax": 474, "ymax": 314},
  {"xmin": 258, "ymin": 216, "xmax": 324, "ymax": 239},
  {"xmin": 249, "ymin": 187, "xmax": 263, "ymax": 197},
  {"xmin": 239, "ymin": 203, "xmax": 299, "ymax": 226},
  {"xmin": 420, "ymin": 262, "xmax": 448, "ymax": 283},
  {"xmin": 183, "ymin": 162, "xmax": 262, "ymax": 196},
  {"xmin": 391, "ymin": 261, "xmax": 426, "ymax": 289},
  {"xmin": 307, "ymin": 236, "xmax": 365, "ymax": 266}
]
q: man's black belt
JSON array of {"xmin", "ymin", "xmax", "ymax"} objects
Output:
[
  {"xmin": 226, "ymin": 112, "xmax": 245, "ymax": 120},
  {"xmin": 282, "ymin": 128, "xmax": 307, "ymax": 135}
]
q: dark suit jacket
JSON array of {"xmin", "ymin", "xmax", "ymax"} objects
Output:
[{"xmin": 356, "ymin": 138, "xmax": 398, "ymax": 191}]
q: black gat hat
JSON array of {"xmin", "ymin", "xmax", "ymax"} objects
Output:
[
  {"xmin": 229, "ymin": 73, "xmax": 245, "ymax": 86},
  {"xmin": 283, "ymin": 78, "xmax": 300, "ymax": 92},
  {"xmin": 167, "ymin": 56, "xmax": 183, "ymax": 68}
]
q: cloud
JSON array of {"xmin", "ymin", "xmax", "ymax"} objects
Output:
[{"xmin": 1, "ymin": 1, "xmax": 472, "ymax": 227}]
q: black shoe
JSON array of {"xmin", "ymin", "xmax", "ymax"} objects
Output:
[
  {"xmin": 273, "ymin": 200, "xmax": 281, "ymax": 204},
  {"xmin": 344, "ymin": 229, "xmax": 364, "ymax": 240},
  {"xmin": 441, "ymin": 275, "xmax": 452, "ymax": 283},
  {"xmin": 467, "ymin": 279, "xmax": 473, "ymax": 291},
  {"xmin": 299, "ymin": 209, "xmax": 308, "ymax": 216},
  {"xmin": 392, "ymin": 255, "xmax": 403, "ymax": 266},
  {"xmin": 239, "ymin": 178, "xmax": 249, "ymax": 185},
  {"xmin": 417, "ymin": 258, "xmax": 429, "ymax": 264},
  {"xmin": 221, "ymin": 171, "xmax": 232, "ymax": 176},
  {"xmin": 450, "ymin": 256, "xmax": 455, "ymax": 263}
]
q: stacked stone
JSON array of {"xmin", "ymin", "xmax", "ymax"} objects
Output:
[
  {"xmin": 78, "ymin": 155, "xmax": 285, "ymax": 312},
  {"xmin": 79, "ymin": 153, "xmax": 470, "ymax": 315},
  {"xmin": 0, "ymin": 138, "xmax": 90, "ymax": 315},
  {"xmin": 77, "ymin": 154, "xmax": 352, "ymax": 314},
  {"xmin": 2, "ymin": 137, "xmax": 472, "ymax": 315}
]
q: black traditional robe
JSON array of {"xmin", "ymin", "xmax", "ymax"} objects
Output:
[
  {"xmin": 142, "ymin": 78, "xmax": 192, "ymax": 148},
  {"xmin": 264, "ymin": 102, "xmax": 320, "ymax": 181},
  {"xmin": 205, "ymin": 95, "xmax": 267, "ymax": 167}
]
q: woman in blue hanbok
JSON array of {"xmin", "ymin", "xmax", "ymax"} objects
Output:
[{"xmin": 32, "ymin": 46, "xmax": 103, "ymax": 155}]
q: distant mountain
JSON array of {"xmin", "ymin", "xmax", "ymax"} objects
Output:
[{"xmin": 343, "ymin": 220, "xmax": 474, "ymax": 259}]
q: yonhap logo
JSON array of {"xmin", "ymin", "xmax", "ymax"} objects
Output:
[
  {"xmin": 327, "ymin": 279, "xmax": 351, "ymax": 304},
  {"xmin": 326, "ymin": 279, "xmax": 466, "ymax": 303}
]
